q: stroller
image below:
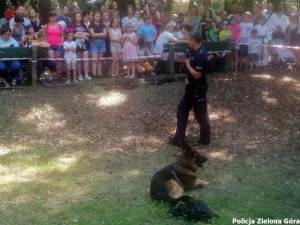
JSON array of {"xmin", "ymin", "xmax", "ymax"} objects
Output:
[{"xmin": 270, "ymin": 31, "xmax": 297, "ymax": 71}]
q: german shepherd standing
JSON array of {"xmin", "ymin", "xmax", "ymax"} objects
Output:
[{"xmin": 150, "ymin": 144, "xmax": 208, "ymax": 205}]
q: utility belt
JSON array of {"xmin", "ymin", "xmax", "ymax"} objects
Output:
[
  {"xmin": 195, "ymin": 92, "xmax": 207, "ymax": 103},
  {"xmin": 185, "ymin": 85, "xmax": 207, "ymax": 103}
]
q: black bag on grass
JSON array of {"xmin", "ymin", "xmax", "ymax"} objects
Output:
[{"xmin": 167, "ymin": 198, "xmax": 214, "ymax": 223}]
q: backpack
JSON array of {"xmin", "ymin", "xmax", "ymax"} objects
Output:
[{"xmin": 167, "ymin": 198, "xmax": 217, "ymax": 223}]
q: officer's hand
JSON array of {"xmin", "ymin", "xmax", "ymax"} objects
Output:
[
  {"xmin": 185, "ymin": 77, "xmax": 190, "ymax": 85},
  {"xmin": 186, "ymin": 59, "xmax": 190, "ymax": 65}
]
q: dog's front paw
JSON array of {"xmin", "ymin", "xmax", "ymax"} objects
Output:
[{"xmin": 193, "ymin": 180, "xmax": 209, "ymax": 189}]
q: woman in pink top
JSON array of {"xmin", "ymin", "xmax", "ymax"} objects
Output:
[
  {"xmin": 229, "ymin": 16, "xmax": 241, "ymax": 73},
  {"xmin": 45, "ymin": 11, "xmax": 64, "ymax": 79}
]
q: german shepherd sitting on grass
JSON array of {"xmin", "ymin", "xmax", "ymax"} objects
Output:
[{"xmin": 150, "ymin": 144, "xmax": 208, "ymax": 205}]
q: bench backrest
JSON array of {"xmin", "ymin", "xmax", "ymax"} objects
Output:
[
  {"xmin": 0, "ymin": 47, "xmax": 32, "ymax": 59},
  {"xmin": 37, "ymin": 47, "xmax": 49, "ymax": 59},
  {"xmin": 163, "ymin": 42, "xmax": 231, "ymax": 53}
]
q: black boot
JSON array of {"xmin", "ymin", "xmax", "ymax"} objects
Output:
[{"xmin": 168, "ymin": 137, "xmax": 185, "ymax": 148}]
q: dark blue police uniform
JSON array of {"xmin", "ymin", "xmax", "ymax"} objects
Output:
[{"xmin": 174, "ymin": 44, "xmax": 211, "ymax": 145}]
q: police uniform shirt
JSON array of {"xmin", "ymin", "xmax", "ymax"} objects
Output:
[{"xmin": 186, "ymin": 44, "xmax": 208, "ymax": 92}]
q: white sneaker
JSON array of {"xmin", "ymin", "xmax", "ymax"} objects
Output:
[
  {"xmin": 65, "ymin": 80, "xmax": 71, "ymax": 85},
  {"xmin": 73, "ymin": 79, "xmax": 78, "ymax": 83},
  {"xmin": 84, "ymin": 75, "xmax": 92, "ymax": 80},
  {"xmin": 11, "ymin": 79, "xmax": 17, "ymax": 86},
  {"xmin": 78, "ymin": 75, "xmax": 84, "ymax": 81}
]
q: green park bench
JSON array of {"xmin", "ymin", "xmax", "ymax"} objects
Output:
[
  {"xmin": 0, "ymin": 47, "xmax": 46, "ymax": 87},
  {"xmin": 0, "ymin": 47, "xmax": 33, "ymax": 86},
  {"xmin": 163, "ymin": 42, "xmax": 232, "ymax": 75}
]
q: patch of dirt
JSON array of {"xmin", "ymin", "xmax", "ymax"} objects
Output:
[{"xmin": 0, "ymin": 71, "xmax": 299, "ymax": 164}]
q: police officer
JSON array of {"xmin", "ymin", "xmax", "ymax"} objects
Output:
[{"xmin": 169, "ymin": 31, "xmax": 211, "ymax": 147}]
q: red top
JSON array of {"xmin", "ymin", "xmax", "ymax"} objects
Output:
[
  {"xmin": 151, "ymin": 17, "xmax": 160, "ymax": 38},
  {"xmin": 4, "ymin": 9, "xmax": 14, "ymax": 21}
]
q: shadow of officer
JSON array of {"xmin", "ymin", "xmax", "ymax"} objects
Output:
[{"xmin": 170, "ymin": 31, "xmax": 211, "ymax": 147}]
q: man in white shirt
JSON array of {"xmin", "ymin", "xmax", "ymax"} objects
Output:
[
  {"xmin": 262, "ymin": 3, "xmax": 274, "ymax": 28},
  {"xmin": 154, "ymin": 23, "xmax": 186, "ymax": 54},
  {"xmin": 154, "ymin": 23, "xmax": 186, "ymax": 75},
  {"xmin": 268, "ymin": 6, "xmax": 289, "ymax": 33},
  {"xmin": 9, "ymin": 5, "xmax": 31, "ymax": 30}
]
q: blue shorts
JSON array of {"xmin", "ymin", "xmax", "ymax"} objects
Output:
[
  {"xmin": 90, "ymin": 39, "xmax": 106, "ymax": 53},
  {"xmin": 238, "ymin": 44, "xmax": 248, "ymax": 57},
  {"xmin": 249, "ymin": 53, "xmax": 259, "ymax": 62},
  {"xmin": 110, "ymin": 42, "xmax": 122, "ymax": 52},
  {"xmin": 48, "ymin": 45, "xmax": 63, "ymax": 54}
]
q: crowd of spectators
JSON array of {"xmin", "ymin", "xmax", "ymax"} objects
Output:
[{"xmin": 0, "ymin": 0, "xmax": 299, "ymax": 86}]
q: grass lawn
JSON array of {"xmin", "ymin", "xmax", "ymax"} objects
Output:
[{"xmin": 0, "ymin": 72, "xmax": 299, "ymax": 225}]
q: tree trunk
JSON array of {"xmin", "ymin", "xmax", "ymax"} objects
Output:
[
  {"xmin": 268, "ymin": 0, "xmax": 282, "ymax": 9},
  {"xmin": 0, "ymin": 1, "xmax": 6, "ymax": 20},
  {"xmin": 39, "ymin": 0, "xmax": 52, "ymax": 25},
  {"xmin": 189, "ymin": 0, "xmax": 195, "ymax": 10},
  {"xmin": 11, "ymin": 0, "xmax": 26, "ymax": 5},
  {"xmin": 165, "ymin": 0, "xmax": 173, "ymax": 11},
  {"xmin": 243, "ymin": 0, "xmax": 253, "ymax": 11}
]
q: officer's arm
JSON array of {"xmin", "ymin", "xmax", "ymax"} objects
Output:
[
  {"xmin": 186, "ymin": 65, "xmax": 202, "ymax": 79},
  {"xmin": 186, "ymin": 55, "xmax": 204, "ymax": 79}
]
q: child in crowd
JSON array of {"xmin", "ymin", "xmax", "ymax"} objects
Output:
[
  {"xmin": 122, "ymin": 23, "xmax": 138, "ymax": 78},
  {"xmin": 89, "ymin": 12, "xmax": 107, "ymax": 77},
  {"xmin": 135, "ymin": 10, "xmax": 144, "ymax": 29},
  {"xmin": 31, "ymin": 31, "xmax": 56, "ymax": 86},
  {"xmin": 24, "ymin": 34, "xmax": 34, "ymax": 47},
  {"xmin": 239, "ymin": 12, "xmax": 253, "ymax": 71},
  {"xmin": 144, "ymin": 0, "xmax": 154, "ymax": 15},
  {"xmin": 73, "ymin": 12, "xmax": 91, "ymax": 81},
  {"xmin": 255, "ymin": 15, "xmax": 269, "ymax": 68},
  {"xmin": 109, "ymin": 19, "xmax": 123, "ymax": 77},
  {"xmin": 204, "ymin": 22, "xmax": 219, "ymax": 42},
  {"xmin": 137, "ymin": 15, "xmax": 157, "ymax": 55},
  {"xmin": 248, "ymin": 29, "xmax": 261, "ymax": 71},
  {"xmin": 228, "ymin": 16, "xmax": 241, "ymax": 72},
  {"xmin": 169, "ymin": 13, "xmax": 178, "ymax": 27},
  {"xmin": 174, "ymin": 24, "xmax": 192, "ymax": 40},
  {"xmin": 63, "ymin": 31, "xmax": 77, "ymax": 84},
  {"xmin": 219, "ymin": 21, "xmax": 232, "ymax": 42},
  {"xmin": 172, "ymin": 22, "xmax": 183, "ymax": 39},
  {"xmin": 218, "ymin": 10, "xmax": 228, "ymax": 22},
  {"xmin": 26, "ymin": 25, "xmax": 37, "ymax": 39}
]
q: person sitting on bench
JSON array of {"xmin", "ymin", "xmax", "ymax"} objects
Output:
[{"xmin": 0, "ymin": 26, "xmax": 22, "ymax": 86}]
